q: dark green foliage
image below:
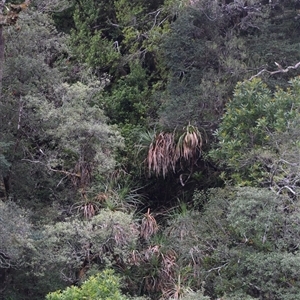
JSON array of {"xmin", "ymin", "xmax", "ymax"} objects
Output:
[
  {"xmin": 70, "ymin": 0, "xmax": 123, "ymax": 82},
  {"xmin": 158, "ymin": 2, "xmax": 251, "ymax": 131},
  {"xmin": 0, "ymin": 142, "xmax": 11, "ymax": 176},
  {"xmin": 103, "ymin": 61, "xmax": 152, "ymax": 125},
  {"xmin": 158, "ymin": 0, "xmax": 300, "ymax": 136},
  {"xmin": 3, "ymin": 268, "xmax": 66, "ymax": 300},
  {"xmin": 52, "ymin": 5, "xmax": 75, "ymax": 34},
  {"xmin": 70, "ymin": 0, "xmax": 168, "ymax": 74}
]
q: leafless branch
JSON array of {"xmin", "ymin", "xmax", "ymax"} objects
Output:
[
  {"xmin": 276, "ymin": 185, "xmax": 296, "ymax": 196},
  {"xmin": 249, "ymin": 62, "xmax": 300, "ymax": 80},
  {"xmin": 22, "ymin": 158, "xmax": 81, "ymax": 178},
  {"xmin": 206, "ymin": 262, "xmax": 229, "ymax": 275},
  {"xmin": 150, "ymin": 9, "xmax": 161, "ymax": 30},
  {"xmin": 17, "ymin": 98, "xmax": 24, "ymax": 130},
  {"xmin": 107, "ymin": 18, "xmax": 121, "ymax": 28}
]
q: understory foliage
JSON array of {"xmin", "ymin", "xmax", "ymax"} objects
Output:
[
  {"xmin": 0, "ymin": 200, "xmax": 33, "ymax": 269},
  {"xmin": 37, "ymin": 210, "xmax": 139, "ymax": 282},
  {"xmin": 163, "ymin": 187, "xmax": 300, "ymax": 299}
]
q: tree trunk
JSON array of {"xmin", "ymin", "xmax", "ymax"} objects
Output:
[
  {"xmin": 0, "ymin": 1, "xmax": 7, "ymax": 199},
  {"xmin": 0, "ymin": 26, "xmax": 4, "ymax": 96},
  {"xmin": 0, "ymin": 0, "xmax": 5, "ymax": 96}
]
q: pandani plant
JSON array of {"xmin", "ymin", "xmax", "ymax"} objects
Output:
[{"xmin": 146, "ymin": 123, "xmax": 205, "ymax": 180}]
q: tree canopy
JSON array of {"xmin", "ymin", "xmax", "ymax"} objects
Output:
[{"xmin": 2, "ymin": 1, "xmax": 300, "ymax": 299}]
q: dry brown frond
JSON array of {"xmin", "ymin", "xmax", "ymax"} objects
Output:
[
  {"xmin": 95, "ymin": 192, "xmax": 108, "ymax": 203},
  {"xmin": 161, "ymin": 275, "xmax": 183, "ymax": 300},
  {"xmin": 114, "ymin": 223, "xmax": 128, "ymax": 246},
  {"xmin": 146, "ymin": 124, "xmax": 205, "ymax": 178},
  {"xmin": 144, "ymin": 275, "xmax": 162, "ymax": 293},
  {"xmin": 139, "ymin": 244, "xmax": 181, "ymax": 298},
  {"xmin": 176, "ymin": 124, "xmax": 204, "ymax": 163},
  {"xmin": 144, "ymin": 244, "xmax": 161, "ymax": 261},
  {"xmin": 147, "ymin": 132, "xmax": 176, "ymax": 177},
  {"xmin": 140, "ymin": 208, "xmax": 159, "ymax": 240},
  {"xmin": 80, "ymin": 202, "xmax": 97, "ymax": 219},
  {"xmin": 161, "ymin": 250, "xmax": 177, "ymax": 280},
  {"xmin": 128, "ymin": 250, "xmax": 142, "ymax": 266}
]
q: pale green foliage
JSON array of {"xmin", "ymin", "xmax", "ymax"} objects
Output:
[
  {"xmin": 46, "ymin": 269, "xmax": 128, "ymax": 300},
  {"xmin": 33, "ymin": 81, "xmax": 123, "ymax": 175},
  {"xmin": 31, "ymin": 0, "xmax": 73, "ymax": 13},
  {"xmin": 0, "ymin": 9, "xmax": 69, "ymax": 207},
  {"xmin": 46, "ymin": 268, "xmax": 150, "ymax": 300},
  {"xmin": 3, "ymin": 10, "xmax": 65, "ymax": 95},
  {"xmin": 179, "ymin": 291, "xmax": 256, "ymax": 300},
  {"xmin": 221, "ymin": 293, "xmax": 256, "ymax": 300},
  {"xmin": 36, "ymin": 210, "xmax": 139, "ymax": 279},
  {"xmin": 0, "ymin": 200, "xmax": 34, "ymax": 268},
  {"xmin": 172, "ymin": 289, "xmax": 210, "ymax": 300},
  {"xmin": 227, "ymin": 188, "xmax": 300, "ymax": 252},
  {"xmin": 236, "ymin": 252, "xmax": 300, "ymax": 300}
]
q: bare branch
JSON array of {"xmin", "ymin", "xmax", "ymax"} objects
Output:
[
  {"xmin": 206, "ymin": 262, "xmax": 229, "ymax": 275},
  {"xmin": 21, "ymin": 159, "xmax": 81, "ymax": 178},
  {"xmin": 17, "ymin": 98, "xmax": 24, "ymax": 130},
  {"xmin": 249, "ymin": 62, "xmax": 300, "ymax": 81}
]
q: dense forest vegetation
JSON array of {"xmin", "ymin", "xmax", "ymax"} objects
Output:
[{"xmin": 2, "ymin": 0, "xmax": 300, "ymax": 299}]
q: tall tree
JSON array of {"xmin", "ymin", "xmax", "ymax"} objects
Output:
[
  {"xmin": 210, "ymin": 76, "xmax": 300, "ymax": 188},
  {"xmin": 0, "ymin": 0, "xmax": 31, "ymax": 199},
  {"xmin": 0, "ymin": 4, "xmax": 123, "ymax": 213}
]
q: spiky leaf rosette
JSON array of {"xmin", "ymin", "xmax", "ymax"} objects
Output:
[{"xmin": 176, "ymin": 123, "xmax": 203, "ymax": 163}]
